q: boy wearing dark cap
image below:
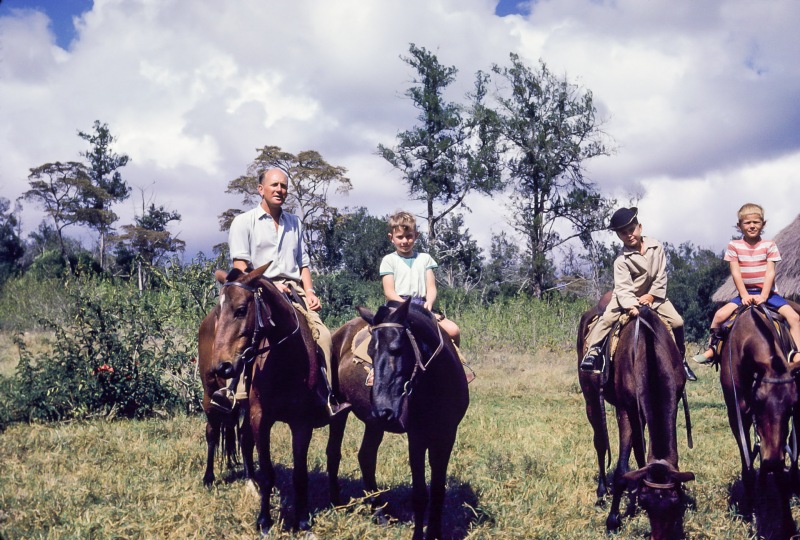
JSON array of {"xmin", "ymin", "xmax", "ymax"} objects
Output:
[{"xmin": 580, "ymin": 207, "xmax": 696, "ymax": 380}]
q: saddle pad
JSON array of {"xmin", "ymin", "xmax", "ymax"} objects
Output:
[{"xmin": 352, "ymin": 326, "xmax": 372, "ymax": 365}]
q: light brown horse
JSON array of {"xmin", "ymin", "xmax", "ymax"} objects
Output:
[
  {"xmin": 579, "ymin": 302, "xmax": 694, "ymax": 539},
  {"xmin": 720, "ymin": 304, "xmax": 800, "ymax": 540},
  {"xmin": 212, "ymin": 265, "xmax": 343, "ymax": 534}
]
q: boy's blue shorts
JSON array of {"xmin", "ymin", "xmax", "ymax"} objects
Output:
[{"xmin": 731, "ymin": 290, "xmax": 789, "ymax": 310}]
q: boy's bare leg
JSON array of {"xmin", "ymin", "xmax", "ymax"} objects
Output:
[
  {"xmin": 777, "ymin": 304, "xmax": 800, "ymax": 361},
  {"xmin": 695, "ymin": 302, "xmax": 738, "ymax": 362}
]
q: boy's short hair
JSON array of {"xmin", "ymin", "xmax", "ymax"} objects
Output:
[
  {"xmin": 737, "ymin": 203, "xmax": 765, "ymax": 222},
  {"xmin": 388, "ymin": 211, "xmax": 417, "ymax": 234}
]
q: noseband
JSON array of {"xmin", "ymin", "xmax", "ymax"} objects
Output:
[{"xmin": 370, "ymin": 320, "xmax": 444, "ymax": 398}]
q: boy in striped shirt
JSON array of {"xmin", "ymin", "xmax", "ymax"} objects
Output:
[{"xmin": 693, "ymin": 203, "xmax": 800, "ymax": 363}]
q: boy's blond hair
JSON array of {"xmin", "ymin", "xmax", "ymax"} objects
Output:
[
  {"xmin": 388, "ymin": 211, "xmax": 417, "ymax": 234},
  {"xmin": 737, "ymin": 203, "xmax": 765, "ymax": 223}
]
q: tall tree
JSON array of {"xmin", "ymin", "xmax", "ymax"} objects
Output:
[
  {"xmin": 378, "ymin": 44, "xmax": 503, "ymax": 248},
  {"xmin": 492, "ymin": 55, "xmax": 615, "ymax": 296},
  {"xmin": 78, "ymin": 120, "xmax": 131, "ymax": 270},
  {"xmin": 221, "ymin": 146, "xmax": 351, "ymax": 268},
  {"xmin": 22, "ymin": 162, "xmax": 93, "ymax": 261},
  {"xmin": 318, "ymin": 207, "xmax": 387, "ymax": 280},
  {"xmin": 0, "ymin": 197, "xmax": 24, "ymax": 285},
  {"xmin": 114, "ymin": 198, "xmax": 184, "ymax": 290},
  {"xmin": 434, "ymin": 214, "xmax": 484, "ymax": 291}
]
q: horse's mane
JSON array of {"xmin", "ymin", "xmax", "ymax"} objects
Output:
[{"xmin": 379, "ymin": 301, "xmax": 442, "ymax": 343}]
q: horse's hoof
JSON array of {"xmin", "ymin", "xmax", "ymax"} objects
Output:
[
  {"xmin": 606, "ymin": 513, "xmax": 622, "ymax": 532},
  {"xmin": 202, "ymin": 474, "xmax": 215, "ymax": 488},
  {"xmin": 298, "ymin": 518, "xmax": 312, "ymax": 531},
  {"xmin": 372, "ymin": 508, "xmax": 389, "ymax": 526},
  {"xmin": 257, "ymin": 515, "xmax": 273, "ymax": 536}
]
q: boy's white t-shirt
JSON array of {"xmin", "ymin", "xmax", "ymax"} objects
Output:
[{"xmin": 379, "ymin": 252, "xmax": 438, "ymax": 298}]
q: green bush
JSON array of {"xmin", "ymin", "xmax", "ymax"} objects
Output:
[{"xmin": 6, "ymin": 274, "xmax": 201, "ymax": 423}]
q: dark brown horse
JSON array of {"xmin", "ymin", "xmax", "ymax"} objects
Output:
[
  {"xmin": 350, "ymin": 298, "xmax": 470, "ymax": 540},
  {"xmin": 579, "ymin": 302, "xmax": 694, "ymax": 539},
  {"xmin": 197, "ymin": 300, "xmax": 256, "ymax": 489},
  {"xmin": 720, "ymin": 304, "xmax": 800, "ymax": 540},
  {"xmin": 212, "ymin": 265, "xmax": 341, "ymax": 533}
]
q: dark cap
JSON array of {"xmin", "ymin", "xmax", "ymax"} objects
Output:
[{"xmin": 609, "ymin": 207, "xmax": 638, "ymax": 231}]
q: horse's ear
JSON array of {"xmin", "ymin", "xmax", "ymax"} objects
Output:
[
  {"xmin": 357, "ymin": 306, "xmax": 375, "ymax": 325},
  {"xmin": 396, "ymin": 297, "xmax": 412, "ymax": 320},
  {"xmin": 252, "ymin": 263, "xmax": 272, "ymax": 277},
  {"xmin": 214, "ymin": 269, "xmax": 228, "ymax": 284}
]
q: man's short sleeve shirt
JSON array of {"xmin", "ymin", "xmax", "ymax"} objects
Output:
[{"xmin": 228, "ymin": 205, "xmax": 309, "ymax": 281}]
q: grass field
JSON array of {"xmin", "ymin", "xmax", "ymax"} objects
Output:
[{"xmin": 3, "ymin": 335, "xmax": 791, "ymax": 540}]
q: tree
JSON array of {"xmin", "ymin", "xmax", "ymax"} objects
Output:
[
  {"xmin": 484, "ymin": 230, "xmax": 523, "ymax": 298},
  {"xmin": 0, "ymin": 197, "xmax": 24, "ymax": 285},
  {"xmin": 319, "ymin": 207, "xmax": 387, "ymax": 280},
  {"xmin": 221, "ymin": 146, "xmax": 351, "ymax": 268},
  {"xmin": 492, "ymin": 55, "xmax": 615, "ymax": 296},
  {"xmin": 114, "ymin": 197, "xmax": 184, "ymax": 290},
  {"xmin": 378, "ymin": 44, "xmax": 503, "ymax": 247},
  {"xmin": 664, "ymin": 242, "xmax": 728, "ymax": 342},
  {"xmin": 22, "ymin": 162, "xmax": 93, "ymax": 261},
  {"xmin": 433, "ymin": 214, "xmax": 484, "ymax": 291},
  {"xmin": 78, "ymin": 121, "xmax": 131, "ymax": 270}
]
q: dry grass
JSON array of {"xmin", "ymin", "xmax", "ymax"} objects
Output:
[{"xmin": 0, "ymin": 343, "xmax": 793, "ymax": 538}]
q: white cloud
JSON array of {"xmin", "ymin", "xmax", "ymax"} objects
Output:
[{"xmin": 1, "ymin": 0, "xmax": 799, "ymax": 261}]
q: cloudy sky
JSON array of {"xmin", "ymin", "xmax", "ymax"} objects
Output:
[{"xmin": 1, "ymin": 0, "xmax": 799, "ymax": 263}]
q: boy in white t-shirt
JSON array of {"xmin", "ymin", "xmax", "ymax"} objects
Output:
[{"xmin": 379, "ymin": 211, "xmax": 461, "ymax": 346}]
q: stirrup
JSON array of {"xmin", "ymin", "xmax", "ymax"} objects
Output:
[
  {"xmin": 580, "ymin": 349, "xmax": 601, "ymax": 373},
  {"xmin": 210, "ymin": 388, "xmax": 236, "ymax": 414},
  {"xmin": 789, "ymin": 350, "xmax": 799, "ymax": 363}
]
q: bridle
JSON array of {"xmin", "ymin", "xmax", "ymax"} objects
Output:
[
  {"xmin": 370, "ymin": 319, "xmax": 445, "ymax": 399},
  {"xmin": 218, "ymin": 279, "xmax": 301, "ymax": 378}
]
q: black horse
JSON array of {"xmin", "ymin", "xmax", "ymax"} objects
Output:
[
  {"xmin": 353, "ymin": 298, "xmax": 470, "ymax": 540},
  {"xmin": 579, "ymin": 302, "xmax": 694, "ymax": 539}
]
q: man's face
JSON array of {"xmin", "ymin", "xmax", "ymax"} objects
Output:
[
  {"xmin": 258, "ymin": 172, "xmax": 288, "ymax": 209},
  {"xmin": 615, "ymin": 222, "xmax": 642, "ymax": 250}
]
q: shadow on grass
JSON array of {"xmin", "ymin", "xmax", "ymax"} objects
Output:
[{"xmin": 240, "ymin": 462, "xmax": 487, "ymax": 538}]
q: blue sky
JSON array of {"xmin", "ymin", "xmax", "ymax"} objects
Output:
[{"xmin": 1, "ymin": 0, "xmax": 799, "ymax": 262}]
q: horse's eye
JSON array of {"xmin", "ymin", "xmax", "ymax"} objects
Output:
[{"xmin": 233, "ymin": 306, "xmax": 248, "ymax": 319}]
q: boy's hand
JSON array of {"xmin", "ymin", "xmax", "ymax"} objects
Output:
[
  {"xmin": 741, "ymin": 293, "xmax": 757, "ymax": 306},
  {"xmin": 423, "ymin": 300, "xmax": 433, "ymax": 311},
  {"xmin": 637, "ymin": 294, "xmax": 655, "ymax": 307},
  {"xmin": 628, "ymin": 306, "xmax": 640, "ymax": 317},
  {"xmin": 754, "ymin": 293, "xmax": 769, "ymax": 306}
]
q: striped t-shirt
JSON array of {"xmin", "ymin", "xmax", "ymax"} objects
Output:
[{"xmin": 724, "ymin": 238, "xmax": 781, "ymax": 291}]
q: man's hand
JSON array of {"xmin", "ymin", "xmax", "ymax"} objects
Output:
[
  {"xmin": 637, "ymin": 294, "xmax": 655, "ymax": 307},
  {"xmin": 628, "ymin": 306, "xmax": 640, "ymax": 318},
  {"xmin": 306, "ymin": 291, "xmax": 321, "ymax": 312}
]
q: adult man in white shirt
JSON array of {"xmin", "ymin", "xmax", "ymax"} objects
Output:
[{"xmin": 211, "ymin": 168, "xmax": 348, "ymax": 416}]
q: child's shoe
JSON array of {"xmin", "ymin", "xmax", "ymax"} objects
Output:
[{"xmin": 691, "ymin": 349, "xmax": 715, "ymax": 365}]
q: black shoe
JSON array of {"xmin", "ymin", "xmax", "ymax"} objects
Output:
[
  {"xmin": 683, "ymin": 358, "xmax": 697, "ymax": 382},
  {"xmin": 580, "ymin": 350, "xmax": 600, "ymax": 373},
  {"xmin": 210, "ymin": 388, "xmax": 236, "ymax": 413}
]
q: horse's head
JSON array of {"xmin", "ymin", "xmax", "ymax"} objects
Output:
[
  {"xmin": 623, "ymin": 460, "xmax": 695, "ymax": 540},
  {"xmin": 213, "ymin": 264, "xmax": 273, "ymax": 376},
  {"xmin": 359, "ymin": 298, "xmax": 439, "ymax": 431}
]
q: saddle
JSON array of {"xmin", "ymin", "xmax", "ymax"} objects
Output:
[
  {"xmin": 710, "ymin": 305, "xmax": 796, "ymax": 365},
  {"xmin": 584, "ymin": 312, "xmax": 675, "ymax": 382},
  {"xmin": 349, "ymin": 325, "xmax": 475, "ymax": 386}
]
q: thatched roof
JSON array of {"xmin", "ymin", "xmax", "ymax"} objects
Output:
[{"xmin": 712, "ymin": 214, "xmax": 800, "ymax": 303}]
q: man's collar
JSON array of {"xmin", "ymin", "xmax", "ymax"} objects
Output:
[{"xmin": 622, "ymin": 236, "xmax": 656, "ymax": 255}]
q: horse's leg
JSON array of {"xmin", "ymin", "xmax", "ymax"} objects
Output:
[
  {"xmin": 607, "ymin": 410, "xmax": 633, "ymax": 532},
  {"xmin": 357, "ymin": 422, "xmax": 387, "ymax": 522},
  {"xmin": 239, "ymin": 403, "xmax": 257, "ymax": 492},
  {"xmin": 583, "ymin": 383, "xmax": 610, "ymax": 501},
  {"xmin": 326, "ymin": 411, "xmax": 349, "ymax": 506},
  {"xmin": 407, "ymin": 431, "xmax": 429, "ymax": 540},
  {"xmin": 290, "ymin": 422, "xmax": 315, "ymax": 531},
  {"xmin": 203, "ymin": 414, "xmax": 220, "ymax": 487},
  {"xmin": 725, "ymin": 397, "xmax": 755, "ymax": 518},
  {"xmin": 224, "ymin": 412, "xmax": 238, "ymax": 470},
  {"xmin": 254, "ymin": 417, "xmax": 275, "ymax": 534},
  {"xmin": 425, "ymin": 427, "xmax": 458, "ymax": 540}
]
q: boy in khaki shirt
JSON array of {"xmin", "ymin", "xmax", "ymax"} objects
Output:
[{"xmin": 580, "ymin": 207, "xmax": 696, "ymax": 381}]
